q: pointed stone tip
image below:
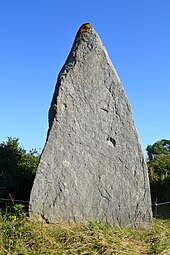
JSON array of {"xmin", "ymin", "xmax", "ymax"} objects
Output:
[{"xmin": 78, "ymin": 22, "xmax": 92, "ymax": 35}]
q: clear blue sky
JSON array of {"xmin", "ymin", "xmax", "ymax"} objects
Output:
[{"xmin": 0, "ymin": 0, "xmax": 169, "ymax": 156}]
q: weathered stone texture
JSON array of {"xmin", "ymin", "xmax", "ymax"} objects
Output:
[{"xmin": 29, "ymin": 23, "xmax": 152, "ymax": 227}]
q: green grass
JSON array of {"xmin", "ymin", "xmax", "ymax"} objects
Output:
[{"xmin": 0, "ymin": 208, "xmax": 170, "ymax": 254}]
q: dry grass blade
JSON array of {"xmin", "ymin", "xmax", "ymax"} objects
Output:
[{"xmin": 0, "ymin": 211, "xmax": 170, "ymax": 255}]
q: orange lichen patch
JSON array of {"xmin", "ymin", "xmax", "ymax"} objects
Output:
[{"xmin": 79, "ymin": 23, "xmax": 91, "ymax": 34}]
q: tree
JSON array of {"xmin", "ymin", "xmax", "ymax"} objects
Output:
[
  {"xmin": 0, "ymin": 137, "xmax": 39, "ymax": 202},
  {"xmin": 146, "ymin": 139, "xmax": 170, "ymax": 203},
  {"xmin": 146, "ymin": 139, "xmax": 170, "ymax": 161}
]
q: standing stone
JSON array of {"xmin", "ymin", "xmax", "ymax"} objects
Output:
[{"xmin": 29, "ymin": 23, "xmax": 152, "ymax": 227}]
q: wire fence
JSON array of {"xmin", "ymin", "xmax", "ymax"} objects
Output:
[
  {"xmin": 0, "ymin": 197, "xmax": 29, "ymax": 211},
  {"xmin": 152, "ymin": 199, "xmax": 170, "ymax": 218},
  {"xmin": 0, "ymin": 198, "xmax": 29, "ymax": 204},
  {"xmin": 0, "ymin": 197, "xmax": 170, "ymax": 218}
]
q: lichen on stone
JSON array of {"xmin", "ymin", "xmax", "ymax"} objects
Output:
[{"xmin": 79, "ymin": 22, "xmax": 91, "ymax": 35}]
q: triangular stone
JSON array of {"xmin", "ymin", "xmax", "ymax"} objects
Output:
[{"xmin": 29, "ymin": 23, "xmax": 152, "ymax": 227}]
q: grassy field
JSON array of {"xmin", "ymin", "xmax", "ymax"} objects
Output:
[{"xmin": 0, "ymin": 208, "xmax": 170, "ymax": 255}]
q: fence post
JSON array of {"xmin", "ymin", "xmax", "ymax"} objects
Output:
[{"xmin": 155, "ymin": 197, "xmax": 158, "ymax": 217}]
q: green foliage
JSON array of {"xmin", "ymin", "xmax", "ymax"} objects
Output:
[
  {"xmin": 146, "ymin": 139, "xmax": 170, "ymax": 161},
  {"xmin": 149, "ymin": 155, "xmax": 170, "ymax": 182},
  {"xmin": 0, "ymin": 212, "xmax": 170, "ymax": 254},
  {"xmin": 0, "ymin": 137, "xmax": 39, "ymax": 202},
  {"xmin": 147, "ymin": 139, "xmax": 170, "ymax": 203},
  {"xmin": 0, "ymin": 206, "xmax": 27, "ymax": 254}
]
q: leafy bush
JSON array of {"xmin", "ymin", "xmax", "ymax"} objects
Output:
[
  {"xmin": 0, "ymin": 137, "xmax": 39, "ymax": 203},
  {"xmin": 147, "ymin": 139, "xmax": 170, "ymax": 203}
]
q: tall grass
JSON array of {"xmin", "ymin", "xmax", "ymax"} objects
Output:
[{"xmin": 0, "ymin": 207, "xmax": 170, "ymax": 254}]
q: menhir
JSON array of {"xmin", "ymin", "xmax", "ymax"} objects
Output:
[{"xmin": 29, "ymin": 23, "xmax": 152, "ymax": 228}]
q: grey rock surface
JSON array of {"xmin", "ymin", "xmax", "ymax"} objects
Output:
[{"xmin": 29, "ymin": 23, "xmax": 152, "ymax": 227}]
